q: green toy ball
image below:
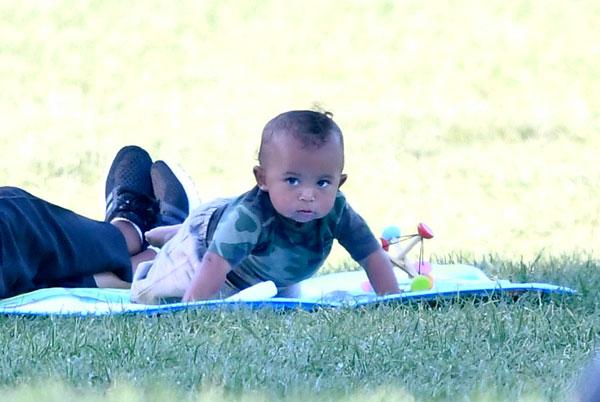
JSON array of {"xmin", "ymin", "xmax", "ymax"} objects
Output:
[{"xmin": 410, "ymin": 275, "xmax": 433, "ymax": 292}]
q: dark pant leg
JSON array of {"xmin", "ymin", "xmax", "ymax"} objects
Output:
[{"xmin": 0, "ymin": 187, "xmax": 132, "ymax": 298}]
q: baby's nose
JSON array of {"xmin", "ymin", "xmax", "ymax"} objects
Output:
[{"xmin": 299, "ymin": 188, "xmax": 316, "ymax": 201}]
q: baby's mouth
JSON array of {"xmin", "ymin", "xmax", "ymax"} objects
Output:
[{"xmin": 295, "ymin": 209, "xmax": 316, "ymax": 219}]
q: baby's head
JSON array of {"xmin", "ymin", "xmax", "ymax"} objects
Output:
[
  {"xmin": 254, "ymin": 110, "xmax": 347, "ymax": 223},
  {"xmin": 257, "ymin": 110, "xmax": 345, "ymax": 169}
]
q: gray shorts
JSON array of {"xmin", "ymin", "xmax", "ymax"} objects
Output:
[{"xmin": 130, "ymin": 198, "xmax": 238, "ymax": 304}]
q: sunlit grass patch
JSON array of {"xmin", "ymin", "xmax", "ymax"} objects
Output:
[
  {"xmin": 1, "ymin": 256, "xmax": 597, "ymax": 401},
  {"xmin": 0, "ymin": 0, "xmax": 598, "ymax": 259},
  {"xmin": 0, "ymin": 1, "xmax": 598, "ymax": 401}
]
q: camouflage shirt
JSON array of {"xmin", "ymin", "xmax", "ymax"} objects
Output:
[{"xmin": 207, "ymin": 186, "xmax": 380, "ymax": 290}]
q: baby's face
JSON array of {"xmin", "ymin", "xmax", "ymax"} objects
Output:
[{"xmin": 255, "ymin": 134, "xmax": 345, "ymax": 223}]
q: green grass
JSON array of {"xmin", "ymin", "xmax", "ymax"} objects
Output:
[
  {"xmin": 1, "ymin": 256, "xmax": 599, "ymax": 401},
  {"xmin": 0, "ymin": 0, "xmax": 598, "ymax": 260},
  {"xmin": 1, "ymin": 0, "xmax": 599, "ymax": 400}
]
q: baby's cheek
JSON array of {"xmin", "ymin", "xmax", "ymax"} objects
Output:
[
  {"xmin": 321, "ymin": 196, "xmax": 338, "ymax": 213},
  {"xmin": 272, "ymin": 202, "xmax": 293, "ymax": 219}
]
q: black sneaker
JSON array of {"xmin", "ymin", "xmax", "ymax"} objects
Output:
[
  {"xmin": 151, "ymin": 160, "xmax": 189, "ymax": 226},
  {"xmin": 105, "ymin": 146, "xmax": 159, "ymax": 233}
]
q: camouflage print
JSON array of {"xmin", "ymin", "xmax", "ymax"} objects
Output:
[
  {"xmin": 208, "ymin": 187, "xmax": 380, "ymax": 290},
  {"xmin": 130, "ymin": 186, "xmax": 380, "ymax": 304}
]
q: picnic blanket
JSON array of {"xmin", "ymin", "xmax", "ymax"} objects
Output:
[{"xmin": 0, "ymin": 264, "xmax": 574, "ymax": 316}]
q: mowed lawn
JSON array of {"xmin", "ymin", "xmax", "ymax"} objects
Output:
[
  {"xmin": 0, "ymin": 1, "xmax": 598, "ymax": 401},
  {"xmin": 1, "ymin": 256, "xmax": 599, "ymax": 402}
]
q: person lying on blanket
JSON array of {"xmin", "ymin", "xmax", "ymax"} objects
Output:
[
  {"xmin": 131, "ymin": 109, "xmax": 400, "ymax": 304},
  {"xmin": 0, "ymin": 146, "xmax": 189, "ymax": 299}
]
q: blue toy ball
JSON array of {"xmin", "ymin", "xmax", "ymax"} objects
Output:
[{"xmin": 381, "ymin": 225, "xmax": 401, "ymax": 241}]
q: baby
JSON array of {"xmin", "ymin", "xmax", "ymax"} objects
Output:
[{"xmin": 131, "ymin": 110, "xmax": 399, "ymax": 303}]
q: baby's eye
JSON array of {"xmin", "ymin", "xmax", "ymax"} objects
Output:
[
  {"xmin": 285, "ymin": 177, "xmax": 300, "ymax": 186},
  {"xmin": 317, "ymin": 179, "xmax": 331, "ymax": 188}
]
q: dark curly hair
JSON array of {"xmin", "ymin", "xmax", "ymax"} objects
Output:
[{"xmin": 258, "ymin": 110, "xmax": 344, "ymax": 168}]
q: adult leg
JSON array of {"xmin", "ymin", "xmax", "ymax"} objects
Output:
[
  {"xmin": 0, "ymin": 187, "xmax": 133, "ymax": 298},
  {"xmin": 112, "ymin": 220, "xmax": 146, "ymax": 256},
  {"xmin": 106, "ymin": 154, "xmax": 190, "ymax": 262},
  {"xmin": 101, "ymin": 147, "xmax": 190, "ymax": 282},
  {"xmin": 0, "ymin": 147, "xmax": 190, "ymax": 298},
  {"xmin": 0, "ymin": 146, "xmax": 157, "ymax": 298}
]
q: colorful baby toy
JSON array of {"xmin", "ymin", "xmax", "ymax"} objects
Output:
[{"xmin": 380, "ymin": 223, "xmax": 435, "ymax": 291}]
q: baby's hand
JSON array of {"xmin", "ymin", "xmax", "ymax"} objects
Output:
[{"xmin": 145, "ymin": 224, "xmax": 181, "ymax": 247}]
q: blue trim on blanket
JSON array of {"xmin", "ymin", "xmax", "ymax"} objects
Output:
[{"xmin": 0, "ymin": 282, "xmax": 575, "ymax": 317}]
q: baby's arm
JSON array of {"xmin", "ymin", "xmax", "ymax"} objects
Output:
[
  {"xmin": 182, "ymin": 251, "xmax": 230, "ymax": 302},
  {"xmin": 359, "ymin": 248, "xmax": 400, "ymax": 295}
]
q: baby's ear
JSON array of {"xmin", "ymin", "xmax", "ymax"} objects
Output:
[
  {"xmin": 338, "ymin": 173, "xmax": 348, "ymax": 188},
  {"xmin": 253, "ymin": 166, "xmax": 268, "ymax": 191}
]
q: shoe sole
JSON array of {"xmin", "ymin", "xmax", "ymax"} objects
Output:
[
  {"xmin": 152, "ymin": 160, "xmax": 199, "ymax": 215},
  {"xmin": 166, "ymin": 162, "xmax": 200, "ymax": 211}
]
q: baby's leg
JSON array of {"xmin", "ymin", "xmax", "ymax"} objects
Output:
[
  {"xmin": 145, "ymin": 224, "xmax": 182, "ymax": 247},
  {"xmin": 130, "ymin": 229, "xmax": 203, "ymax": 304},
  {"xmin": 130, "ymin": 201, "xmax": 224, "ymax": 304}
]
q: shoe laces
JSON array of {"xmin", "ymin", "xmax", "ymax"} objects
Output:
[{"xmin": 110, "ymin": 190, "xmax": 159, "ymax": 222}]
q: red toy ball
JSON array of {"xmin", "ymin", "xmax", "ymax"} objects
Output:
[
  {"xmin": 417, "ymin": 222, "xmax": 434, "ymax": 239},
  {"xmin": 380, "ymin": 238, "xmax": 390, "ymax": 251}
]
